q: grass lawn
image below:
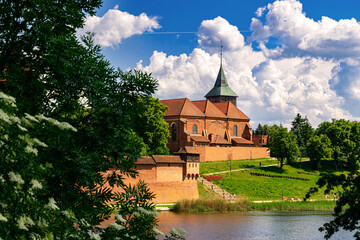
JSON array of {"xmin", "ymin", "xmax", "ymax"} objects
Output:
[
  {"xmin": 198, "ymin": 182, "xmax": 221, "ymax": 200},
  {"xmin": 202, "ymin": 159, "xmax": 349, "ymax": 201},
  {"xmin": 200, "ymin": 158, "xmax": 279, "ymax": 175}
]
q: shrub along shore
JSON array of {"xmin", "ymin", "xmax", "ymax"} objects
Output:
[{"xmin": 172, "ymin": 199, "xmax": 337, "ymax": 213}]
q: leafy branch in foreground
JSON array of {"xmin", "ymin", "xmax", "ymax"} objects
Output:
[
  {"xmin": 306, "ymin": 173, "xmax": 360, "ymax": 239},
  {"xmin": 1, "ymin": 0, "xmax": 173, "ymax": 238}
]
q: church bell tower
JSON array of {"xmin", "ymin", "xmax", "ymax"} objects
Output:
[{"xmin": 204, "ymin": 44, "xmax": 238, "ymax": 106}]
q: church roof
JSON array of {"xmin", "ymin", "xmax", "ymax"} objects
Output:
[
  {"xmin": 212, "ymin": 135, "xmax": 231, "ymax": 145},
  {"xmin": 161, "ymin": 98, "xmax": 249, "ymax": 120},
  {"xmin": 213, "ymin": 102, "xmax": 249, "ymax": 120},
  {"xmin": 204, "ymin": 65, "xmax": 238, "ymax": 98},
  {"xmin": 192, "ymin": 100, "xmax": 228, "ymax": 118},
  {"xmin": 232, "ymin": 137, "xmax": 254, "ymax": 145},
  {"xmin": 190, "ymin": 135, "xmax": 210, "ymax": 143},
  {"xmin": 161, "ymin": 98, "xmax": 205, "ymax": 117}
]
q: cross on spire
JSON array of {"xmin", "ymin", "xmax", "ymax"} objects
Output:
[{"xmin": 220, "ymin": 41, "xmax": 223, "ymax": 66}]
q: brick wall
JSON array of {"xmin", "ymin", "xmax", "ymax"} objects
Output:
[
  {"xmin": 253, "ymin": 135, "xmax": 269, "ymax": 147},
  {"xmin": 147, "ymin": 181, "xmax": 198, "ymax": 203},
  {"xmin": 206, "ymin": 119, "xmax": 227, "ymax": 137},
  {"xmin": 166, "ymin": 119, "xmax": 181, "ymax": 152},
  {"xmin": 185, "ymin": 162, "xmax": 200, "ymax": 178},
  {"xmin": 103, "ymin": 153, "xmax": 200, "ymax": 203},
  {"xmin": 156, "ymin": 163, "xmax": 184, "ymax": 182},
  {"xmin": 185, "ymin": 118, "xmax": 205, "ymax": 135},
  {"xmin": 104, "ymin": 171, "xmax": 198, "ymax": 203},
  {"xmin": 195, "ymin": 146, "xmax": 270, "ymax": 162}
]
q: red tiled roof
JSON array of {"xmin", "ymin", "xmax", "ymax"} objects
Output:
[
  {"xmin": 161, "ymin": 98, "xmax": 186, "ymax": 116},
  {"xmin": 161, "ymin": 98, "xmax": 205, "ymax": 117},
  {"xmin": 212, "ymin": 135, "xmax": 231, "ymax": 145},
  {"xmin": 152, "ymin": 155, "xmax": 185, "ymax": 164},
  {"xmin": 213, "ymin": 102, "xmax": 249, "ymax": 120},
  {"xmin": 192, "ymin": 100, "xmax": 228, "ymax": 118},
  {"xmin": 190, "ymin": 135, "xmax": 210, "ymax": 142},
  {"xmin": 136, "ymin": 156, "xmax": 156, "ymax": 165},
  {"xmin": 232, "ymin": 137, "xmax": 254, "ymax": 145},
  {"xmin": 184, "ymin": 146, "xmax": 199, "ymax": 154},
  {"xmin": 175, "ymin": 146, "xmax": 200, "ymax": 154}
]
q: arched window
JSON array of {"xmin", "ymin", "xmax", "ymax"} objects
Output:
[
  {"xmin": 192, "ymin": 124, "xmax": 198, "ymax": 134},
  {"xmin": 234, "ymin": 125, "xmax": 238, "ymax": 136},
  {"xmin": 171, "ymin": 123, "xmax": 177, "ymax": 142}
]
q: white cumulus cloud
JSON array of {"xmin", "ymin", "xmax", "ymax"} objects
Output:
[
  {"xmin": 198, "ymin": 17, "xmax": 245, "ymax": 52},
  {"xmin": 137, "ymin": 1, "xmax": 360, "ymax": 127},
  {"xmin": 250, "ymin": 0, "xmax": 360, "ymax": 59},
  {"xmin": 77, "ymin": 6, "xmax": 160, "ymax": 47}
]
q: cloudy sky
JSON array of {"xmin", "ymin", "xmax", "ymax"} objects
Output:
[{"xmin": 77, "ymin": 0, "xmax": 360, "ymax": 128}]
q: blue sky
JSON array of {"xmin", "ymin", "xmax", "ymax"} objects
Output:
[{"xmin": 77, "ymin": 0, "xmax": 360, "ymax": 127}]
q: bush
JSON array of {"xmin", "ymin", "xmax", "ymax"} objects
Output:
[{"xmin": 204, "ymin": 176, "xmax": 224, "ymax": 181}]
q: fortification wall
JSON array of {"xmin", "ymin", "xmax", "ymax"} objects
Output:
[
  {"xmin": 104, "ymin": 162, "xmax": 199, "ymax": 203},
  {"xmin": 135, "ymin": 165, "xmax": 157, "ymax": 183},
  {"xmin": 147, "ymin": 181, "xmax": 198, "ymax": 203},
  {"xmin": 196, "ymin": 146, "xmax": 269, "ymax": 162},
  {"xmin": 156, "ymin": 164, "xmax": 184, "ymax": 182}
]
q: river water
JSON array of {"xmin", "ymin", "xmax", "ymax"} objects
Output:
[{"xmin": 157, "ymin": 211, "xmax": 354, "ymax": 240}]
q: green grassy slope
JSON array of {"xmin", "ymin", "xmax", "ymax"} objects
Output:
[
  {"xmin": 201, "ymin": 159, "xmax": 348, "ymax": 201},
  {"xmin": 200, "ymin": 158, "xmax": 277, "ymax": 175}
]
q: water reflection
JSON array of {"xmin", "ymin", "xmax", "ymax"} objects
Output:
[{"xmin": 157, "ymin": 211, "xmax": 354, "ymax": 240}]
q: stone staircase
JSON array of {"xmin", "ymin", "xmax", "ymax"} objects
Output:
[{"xmin": 198, "ymin": 176, "xmax": 237, "ymax": 202}]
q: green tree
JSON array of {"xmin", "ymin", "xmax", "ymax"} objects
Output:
[
  {"xmin": 317, "ymin": 119, "xmax": 353, "ymax": 171},
  {"xmin": 269, "ymin": 125, "xmax": 299, "ymax": 168},
  {"xmin": 306, "ymin": 134, "xmax": 333, "ymax": 170},
  {"xmin": 262, "ymin": 124, "xmax": 271, "ymax": 135},
  {"xmin": 307, "ymin": 172, "xmax": 360, "ymax": 239},
  {"xmin": 306, "ymin": 121, "xmax": 360, "ymax": 239},
  {"xmin": 0, "ymin": 92, "xmax": 161, "ymax": 239},
  {"xmin": 131, "ymin": 95, "xmax": 170, "ymax": 156},
  {"xmin": 254, "ymin": 123, "xmax": 263, "ymax": 135},
  {"xmin": 291, "ymin": 113, "xmax": 314, "ymax": 157},
  {"xmin": 0, "ymin": 0, "xmax": 167, "ymax": 238},
  {"xmin": 254, "ymin": 123, "xmax": 271, "ymax": 135}
]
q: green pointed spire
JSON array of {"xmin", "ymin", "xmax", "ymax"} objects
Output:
[{"xmin": 204, "ymin": 65, "xmax": 238, "ymax": 98}]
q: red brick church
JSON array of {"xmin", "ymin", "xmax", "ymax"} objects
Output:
[{"xmin": 161, "ymin": 62, "xmax": 269, "ymax": 162}]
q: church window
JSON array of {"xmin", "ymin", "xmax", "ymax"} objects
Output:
[
  {"xmin": 192, "ymin": 124, "xmax": 198, "ymax": 134},
  {"xmin": 171, "ymin": 123, "xmax": 177, "ymax": 141},
  {"xmin": 234, "ymin": 125, "xmax": 238, "ymax": 136}
]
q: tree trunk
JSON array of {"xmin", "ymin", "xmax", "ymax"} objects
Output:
[{"xmin": 280, "ymin": 158, "xmax": 284, "ymax": 169}]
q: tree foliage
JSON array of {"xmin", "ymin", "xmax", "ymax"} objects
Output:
[
  {"xmin": 317, "ymin": 119, "xmax": 356, "ymax": 171},
  {"xmin": 306, "ymin": 134, "xmax": 333, "ymax": 170},
  {"xmin": 268, "ymin": 125, "xmax": 299, "ymax": 168},
  {"xmin": 253, "ymin": 123, "xmax": 271, "ymax": 135},
  {"xmin": 0, "ymin": 0, "xmax": 170, "ymax": 238},
  {"xmin": 291, "ymin": 113, "xmax": 313, "ymax": 157},
  {"xmin": 307, "ymin": 172, "xmax": 360, "ymax": 240},
  {"xmin": 306, "ymin": 120, "xmax": 360, "ymax": 239},
  {"xmin": 131, "ymin": 95, "xmax": 170, "ymax": 156}
]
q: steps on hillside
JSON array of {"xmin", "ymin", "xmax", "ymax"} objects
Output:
[{"xmin": 198, "ymin": 176, "xmax": 237, "ymax": 202}]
